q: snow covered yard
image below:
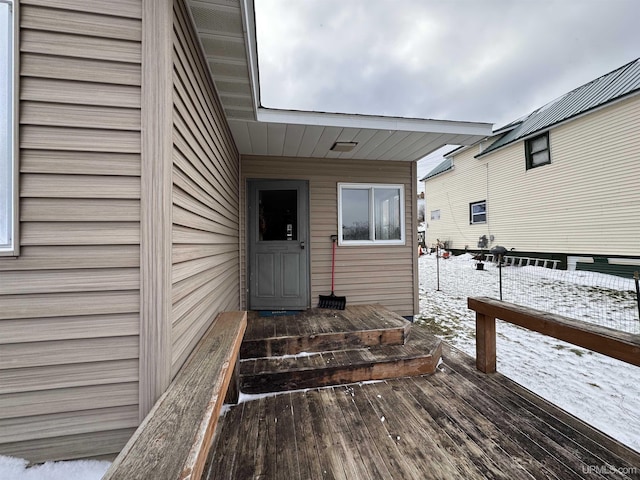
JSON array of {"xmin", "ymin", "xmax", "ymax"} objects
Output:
[
  {"xmin": 0, "ymin": 456, "xmax": 109, "ymax": 480},
  {"xmin": 417, "ymin": 253, "xmax": 640, "ymax": 453}
]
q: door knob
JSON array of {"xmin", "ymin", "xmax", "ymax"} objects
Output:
[{"xmin": 300, "ymin": 241, "xmax": 305, "ymax": 249}]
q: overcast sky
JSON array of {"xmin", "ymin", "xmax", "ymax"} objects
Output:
[{"xmin": 254, "ymin": 0, "xmax": 640, "ymax": 181}]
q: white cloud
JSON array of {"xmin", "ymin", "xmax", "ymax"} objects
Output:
[
  {"xmin": 256, "ymin": 0, "xmax": 638, "ymax": 118},
  {"xmin": 255, "ymin": 0, "xmax": 640, "ymax": 176}
]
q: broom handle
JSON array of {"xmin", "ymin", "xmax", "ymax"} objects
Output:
[{"xmin": 331, "ymin": 237, "xmax": 336, "ymax": 293}]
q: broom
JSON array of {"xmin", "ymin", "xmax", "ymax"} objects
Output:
[{"xmin": 318, "ymin": 235, "xmax": 346, "ymax": 309}]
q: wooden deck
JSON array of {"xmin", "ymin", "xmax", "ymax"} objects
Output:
[
  {"xmin": 241, "ymin": 305, "xmax": 411, "ymax": 358},
  {"xmin": 241, "ymin": 326, "xmax": 442, "ymax": 394},
  {"xmin": 207, "ymin": 342, "xmax": 640, "ymax": 480},
  {"xmin": 239, "ymin": 305, "xmax": 441, "ymax": 393}
]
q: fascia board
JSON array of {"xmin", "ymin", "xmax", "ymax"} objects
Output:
[
  {"xmin": 257, "ymin": 107, "xmax": 493, "ymax": 137},
  {"xmin": 240, "ymin": 0, "xmax": 260, "ymax": 117}
]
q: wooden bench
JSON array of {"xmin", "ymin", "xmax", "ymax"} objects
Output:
[
  {"xmin": 468, "ymin": 296, "xmax": 640, "ymax": 373},
  {"xmin": 103, "ymin": 311, "xmax": 247, "ymax": 480}
]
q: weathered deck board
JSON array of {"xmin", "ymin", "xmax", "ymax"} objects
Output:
[
  {"xmin": 241, "ymin": 305, "xmax": 410, "ymax": 358},
  {"xmin": 274, "ymin": 393, "xmax": 299, "ymax": 477},
  {"xmin": 440, "ymin": 344, "xmax": 638, "ymax": 477},
  {"xmin": 289, "ymin": 391, "xmax": 325, "ymax": 479},
  {"xmin": 240, "ymin": 326, "xmax": 441, "ymax": 394},
  {"xmin": 407, "ymin": 368, "xmax": 563, "ymax": 479},
  {"xmin": 435, "ymin": 364, "xmax": 599, "ymax": 479},
  {"xmin": 208, "ymin": 344, "xmax": 640, "ymax": 480},
  {"xmin": 398, "ymin": 378, "xmax": 512, "ymax": 480},
  {"xmin": 332, "ymin": 387, "xmax": 394, "ymax": 480},
  {"xmin": 317, "ymin": 387, "xmax": 371, "ymax": 479},
  {"xmin": 262, "ymin": 394, "xmax": 279, "ymax": 479},
  {"xmin": 228, "ymin": 399, "xmax": 260, "ymax": 480},
  {"xmin": 373, "ymin": 380, "xmax": 484, "ymax": 479},
  {"xmin": 202, "ymin": 402, "xmax": 244, "ymax": 479},
  {"xmin": 306, "ymin": 388, "xmax": 349, "ymax": 480},
  {"xmin": 347, "ymin": 383, "xmax": 421, "ymax": 480}
]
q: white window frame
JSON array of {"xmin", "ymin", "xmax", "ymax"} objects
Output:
[
  {"xmin": 0, "ymin": 0, "xmax": 17, "ymax": 256},
  {"xmin": 469, "ymin": 200, "xmax": 487, "ymax": 225},
  {"xmin": 337, "ymin": 183, "xmax": 405, "ymax": 246}
]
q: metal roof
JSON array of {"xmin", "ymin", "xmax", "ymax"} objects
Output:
[
  {"xmin": 479, "ymin": 57, "xmax": 640, "ymax": 157},
  {"xmin": 420, "ymin": 158, "xmax": 453, "ymax": 181}
]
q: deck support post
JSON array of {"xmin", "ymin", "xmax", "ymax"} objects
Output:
[{"xmin": 476, "ymin": 312, "xmax": 496, "ymax": 373}]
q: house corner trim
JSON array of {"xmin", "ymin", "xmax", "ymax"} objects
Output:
[{"xmin": 139, "ymin": 0, "xmax": 174, "ymax": 421}]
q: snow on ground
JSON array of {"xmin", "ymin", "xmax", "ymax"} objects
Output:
[
  {"xmin": 417, "ymin": 253, "xmax": 640, "ymax": 453},
  {"xmin": 0, "ymin": 456, "xmax": 109, "ymax": 480}
]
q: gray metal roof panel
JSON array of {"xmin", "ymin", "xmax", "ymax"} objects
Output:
[
  {"xmin": 479, "ymin": 58, "xmax": 640, "ymax": 156},
  {"xmin": 421, "ymin": 158, "xmax": 453, "ymax": 181}
]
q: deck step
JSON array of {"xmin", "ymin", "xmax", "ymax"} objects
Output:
[
  {"xmin": 240, "ymin": 327, "xmax": 442, "ymax": 394},
  {"xmin": 241, "ymin": 305, "xmax": 411, "ymax": 358}
]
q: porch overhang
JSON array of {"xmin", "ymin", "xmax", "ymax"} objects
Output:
[{"xmin": 187, "ymin": 0, "xmax": 493, "ymax": 161}]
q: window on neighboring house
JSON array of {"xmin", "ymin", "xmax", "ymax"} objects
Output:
[
  {"xmin": 1, "ymin": 0, "xmax": 16, "ymax": 255},
  {"xmin": 430, "ymin": 209, "xmax": 440, "ymax": 220},
  {"xmin": 470, "ymin": 200, "xmax": 486, "ymax": 225},
  {"xmin": 338, "ymin": 183, "xmax": 405, "ymax": 245},
  {"xmin": 525, "ymin": 132, "xmax": 551, "ymax": 169}
]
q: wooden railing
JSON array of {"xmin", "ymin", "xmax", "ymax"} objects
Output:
[
  {"xmin": 468, "ymin": 296, "xmax": 640, "ymax": 373},
  {"xmin": 103, "ymin": 311, "xmax": 247, "ymax": 480}
]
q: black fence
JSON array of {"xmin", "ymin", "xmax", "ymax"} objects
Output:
[{"xmin": 425, "ymin": 251, "xmax": 639, "ymax": 335}]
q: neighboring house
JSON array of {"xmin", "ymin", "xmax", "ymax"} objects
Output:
[
  {"xmin": 0, "ymin": 0, "xmax": 491, "ymax": 462},
  {"xmin": 422, "ymin": 58, "xmax": 640, "ymax": 276}
]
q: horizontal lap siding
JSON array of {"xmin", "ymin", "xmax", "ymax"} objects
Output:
[
  {"xmin": 171, "ymin": 0, "xmax": 240, "ymax": 377},
  {"xmin": 425, "ymin": 96, "xmax": 640, "ymax": 256},
  {"xmin": 0, "ymin": 0, "xmax": 142, "ymax": 462},
  {"xmin": 423, "ymin": 144, "xmax": 489, "ymax": 250},
  {"xmin": 241, "ymin": 156, "xmax": 417, "ymax": 317},
  {"xmin": 492, "ymin": 96, "xmax": 640, "ymax": 255}
]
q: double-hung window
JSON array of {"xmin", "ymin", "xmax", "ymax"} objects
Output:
[
  {"xmin": 525, "ymin": 132, "xmax": 551, "ymax": 169},
  {"xmin": 338, "ymin": 183, "xmax": 405, "ymax": 245},
  {"xmin": 469, "ymin": 200, "xmax": 486, "ymax": 225},
  {"xmin": 1, "ymin": 0, "xmax": 16, "ymax": 255}
]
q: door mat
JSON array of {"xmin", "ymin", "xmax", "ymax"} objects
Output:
[{"xmin": 258, "ymin": 310, "xmax": 301, "ymax": 317}]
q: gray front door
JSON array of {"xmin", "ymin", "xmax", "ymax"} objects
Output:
[{"xmin": 248, "ymin": 180, "xmax": 309, "ymax": 310}]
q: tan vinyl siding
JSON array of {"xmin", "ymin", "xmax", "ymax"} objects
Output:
[
  {"xmin": 0, "ymin": 0, "xmax": 142, "ymax": 462},
  {"xmin": 241, "ymin": 156, "xmax": 417, "ymax": 317},
  {"xmin": 1, "ymin": 0, "xmax": 242, "ymax": 461},
  {"xmin": 423, "ymin": 145, "xmax": 491, "ymax": 250},
  {"xmin": 171, "ymin": 0, "xmax": 240, "ymax": 377},
  {"xmin": 0, "ymin": 430, "xmax": 137, "ymax": 466},
  {"xmin": 0, "ymin": 360, "xmax": 139, "ymax": 394},
  {"xmin": 1, "ymin": 406, "xmax": 139, "ymax": 444},
  {"xmin": 425, "ymin": 95, "xmax": 640, "ymax": 257}
]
